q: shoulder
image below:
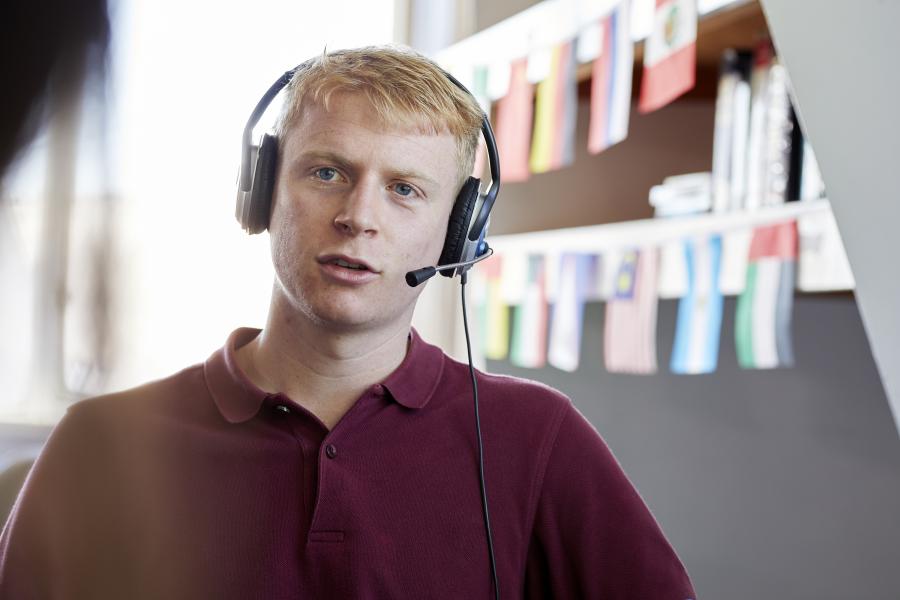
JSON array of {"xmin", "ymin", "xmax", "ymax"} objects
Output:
[
  {"xmin": 66, "ymin": 363, "xmax": 209, "ymax": 424},
  {"xmin": 444, "ymin": 355, "xmax": 571, "ymax": 411},
  {"xmin": 439, "ymin": 356, "xmax": 576, "ymax": 451},
  {"xmin": 27, "ymin": 363, "xmax": 211, "ymax": 492},
  {"xmin": 43, "ymin": 363, "xmax": 212, "ymax": 459}
]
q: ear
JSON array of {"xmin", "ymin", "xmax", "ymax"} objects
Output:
[{"xmin": 438, "ymin": 176, "xmax": 480, "ymax": 275}]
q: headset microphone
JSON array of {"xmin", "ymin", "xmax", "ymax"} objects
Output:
[{"xmin": 405, "ymin": 245, "xmax": 494, "ymax": 287}]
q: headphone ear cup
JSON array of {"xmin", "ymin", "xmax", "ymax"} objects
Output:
[
  {"xmin": 246, "ymin": 133, "xmax": 279, "ymax": 234},
  {"xmin": 439, "ymin": 176, "xmax": 480, "ymax": 277}
]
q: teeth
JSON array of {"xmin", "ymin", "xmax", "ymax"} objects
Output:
[{"xmin": 335, "ymin": 258, "xmax": 365, "ymax": 270}]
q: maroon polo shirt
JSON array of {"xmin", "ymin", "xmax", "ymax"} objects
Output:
[{"xmin": 0, "ymin": 328, "xmax": 695, "ymax": 599}]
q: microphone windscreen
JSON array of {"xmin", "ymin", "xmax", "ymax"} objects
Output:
[{"xmin": 405, "ymin": 266, "xmax": 437, "ymax": 287}]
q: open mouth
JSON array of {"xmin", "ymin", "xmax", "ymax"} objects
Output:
[
  {"xmin": 332, "ymin": 258, "xmax": 369, "ymax": 271},
  {"xmin": 318, "ymin": 254, "xmax": 378, "ymax": 275}
]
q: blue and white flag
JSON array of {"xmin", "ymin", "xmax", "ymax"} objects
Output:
[{"xmin": 670, "ymin": 235, "xmax": 724, "ymax": 374}]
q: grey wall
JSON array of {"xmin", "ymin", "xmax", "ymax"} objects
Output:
[
  {"xmin": 488, "ymin": 294, "xmax": 900, "ymax": 599},
  {"xmin": 759, "ymin": 0, "xmax": 900, "ymax": 434}
]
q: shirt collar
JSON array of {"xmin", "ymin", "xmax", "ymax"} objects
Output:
[
  {"xmin": 381, "ymin": 328, "xmax": 445, "ymax": 409},
  {"xmin": 204, "ymin": 327, "xmax": 445, "ymax": 424}
]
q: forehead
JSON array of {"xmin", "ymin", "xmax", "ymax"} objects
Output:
[{"xmin": 281, "ymin": 94, "xmax": 460, "ymax": 184}]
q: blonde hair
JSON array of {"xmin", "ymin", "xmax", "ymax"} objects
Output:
[{"xmin": 274, "ymin": 45, "xmax": 484, "ymax": 184}]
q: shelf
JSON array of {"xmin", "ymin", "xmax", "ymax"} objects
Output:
[{"xmin": 489, "ymin": 199, "xmax": 829, "ymax": 253}]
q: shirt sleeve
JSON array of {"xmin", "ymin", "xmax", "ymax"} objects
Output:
[
  {"xmin": 0, "ymin": 404, "xmax": 129, "ymax": 599},
  {"xmin": 524, "ymin": 402, "xmax": 696, "ymax": 599}
]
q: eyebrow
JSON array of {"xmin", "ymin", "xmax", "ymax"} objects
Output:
[{"xmin": 294, "ymin": 150, "xmax": 440, "ymax": 190}]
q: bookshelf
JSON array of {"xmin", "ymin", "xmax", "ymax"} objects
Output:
[
  {"xmin": 436, "ymin": 0, "xmax": 829, "ymax": 245},
  {"xmin": 490, "ymin": 198, "xmax": 827, "ymax": 253}
]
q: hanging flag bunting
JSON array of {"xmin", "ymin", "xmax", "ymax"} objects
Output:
[
  {"xmin": 509, "ymin": 255, "xmax": 548, "ymax": 368},
  {"xmin": 548, "ymin": 253, "xmax": 593, "ymax": 372},
  {"xmin": 670, "ymin": 235, "xmax": 724, "ymax": 374},
  {"xmin": 487, "ymin": 61, "xmax": 512, "ymax": 102},
  {"xmin": 471, "ymin": 65, "xmax": 490, "ymax": 112},
  {"xmin": 638, "ymin": 0, "xmax": 697, "ymax": 113},
  {"xmin": 719, "ymin": 228, "xmax": 752, "ymax": 295},
  {"xmin": 542, "ymin": 250, "xmax": 563, "ymax": 304},
  {"xmin": 657, "ymin": 239, "xmax": 689, "ymax": 299},
  {"xmin": 480, "ymin": 253, "xmax": 511, "ymax": 361},
  {"xmin": 471, "ymin": 66, "xmax": 490, "ymax": 177},
  {"xmin": 584, "ymin": 253, "xmax": 605, "ymax": 302},
  {"xmin": 529, "ymin": 41, "xmax": 577, "ymax": 174},
  {"xmin": 604, "ymin": 247, "xmax": 660, "ymax": 374},
  {"xmin": 735, "ymin": 221, "xmax": 798, "ymax": 369},
  {"xmin": 796, "ymin": 210, "xmax": 855, "ymax": 292},
  {"xmin": 499, "ymin": 252, "xmax": 529, "ymax": 305},
  {"xmin": 599, "ymin": 247, "xmax": 624, "ymax": 299},
  {"xmin": 588, "ymin": 0, "xmax": 634, "ymax": 154},
  {"xmin": 494, "ymin": 59, "xmax": 534, "ymax": 183}
]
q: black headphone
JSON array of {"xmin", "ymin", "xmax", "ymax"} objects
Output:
[{"xmin": 235, "ymin": 59, "xmax": 501, "ymax": 280}]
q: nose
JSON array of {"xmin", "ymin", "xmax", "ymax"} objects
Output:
[{"xmin": 333, "ymin": 178, "xmax": 379, "ymax": 237}]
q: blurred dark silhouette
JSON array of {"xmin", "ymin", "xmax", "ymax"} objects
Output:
[{"xmin": 0, "ymin": 0, "xmax": 110, "ymax": 180}]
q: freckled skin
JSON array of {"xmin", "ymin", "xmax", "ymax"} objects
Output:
[{"xmin": 267, "ymin": 93, "xmax": 461, "ymax": 335}]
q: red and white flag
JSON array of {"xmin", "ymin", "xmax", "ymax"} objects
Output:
[
  {"xmin": 494, "ymin": 59, "xmax": 534, "ymax": 183},
  {"xmin": 638, "ymin": 0, "xmax": 697, "ymax": 113},
  {"xmin": 588, "ymin": 0, "xmax": 634, "ymax": 154}
]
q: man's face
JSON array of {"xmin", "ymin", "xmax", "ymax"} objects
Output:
[{"xmin": 268, "ymin": 93, "xmax": 461, "ymax": 332}]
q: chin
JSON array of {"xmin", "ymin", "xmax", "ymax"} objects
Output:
[{"xmin": 302, "ymin": 294, "xmax": 388, "ymax": 331}]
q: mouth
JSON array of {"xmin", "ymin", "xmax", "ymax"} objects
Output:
[{"xmin": 317, "ymin": 254, "xmax": 379, "ymax": 274}]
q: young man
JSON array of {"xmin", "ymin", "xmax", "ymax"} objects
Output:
[{"xmin": 0, "ymin": 47, "xmax": 696, "ymax": 599}]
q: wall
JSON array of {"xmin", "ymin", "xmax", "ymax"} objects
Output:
[{"xmin": 488, "ymin": 293, "xmax": 900, "ymax": 599}]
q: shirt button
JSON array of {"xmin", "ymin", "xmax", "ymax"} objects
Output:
[{"xmin": 325, "ymin": 444, "xmax": 338, "ymax": 459}]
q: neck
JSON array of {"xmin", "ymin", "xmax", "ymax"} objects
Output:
[{"xmin": 236, "ymin": 292, "xmax": 412, "ymax": 428}]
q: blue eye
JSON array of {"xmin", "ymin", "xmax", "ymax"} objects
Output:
[
  {"xmin": 315, "ymin": 167, "xmax": 338, "ymax": 181},
  {"xmin": 394, "ymin": 183, "xmax": 415, "ymax": 197}
]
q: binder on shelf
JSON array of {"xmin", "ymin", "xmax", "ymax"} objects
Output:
[
  {"xmin": 761, "ymin": 60, "xmax": 793, "ymax": 207},
  {"xmin": 711, "ymin": 49, "xmax": 753, "ymax": 213},
  {"xmin": 744, "ymin": 42, "xmax": 774, "ymax": 211}
]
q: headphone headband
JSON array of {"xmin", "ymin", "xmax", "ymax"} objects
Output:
[
  {"xmin": 238, "ymin": 59, "xmax": 501, "ymax": 225},
  {"xmin": 238, "ymin": 66, "xmax": 303, "ymax": 193}
]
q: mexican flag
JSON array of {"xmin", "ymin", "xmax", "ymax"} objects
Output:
[
  {"xmin": 735, "ymin": 222, "xmax": 798, "ymax": 369},
  {"xmin": 639, "ymin": 0, "xmax": 697, "ymax": 113}
]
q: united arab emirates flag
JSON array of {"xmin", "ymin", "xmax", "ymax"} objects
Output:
[{"xmin": 735, "ymin": 221, "xmax": 798, "ymax": 369}]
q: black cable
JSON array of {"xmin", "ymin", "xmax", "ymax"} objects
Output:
[{"xmin": 460, "ymin": 272, "xmax": 500, "ymax": 600}]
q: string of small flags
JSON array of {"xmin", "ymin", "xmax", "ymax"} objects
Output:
[{"xmin": 471, "ymin": 218, "xmax": 852, "ymax": 375}]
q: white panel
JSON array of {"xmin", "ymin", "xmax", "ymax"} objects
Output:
[{"xmin": 760, "ymin": 0, "xmax": 900, "ymax": 437}]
